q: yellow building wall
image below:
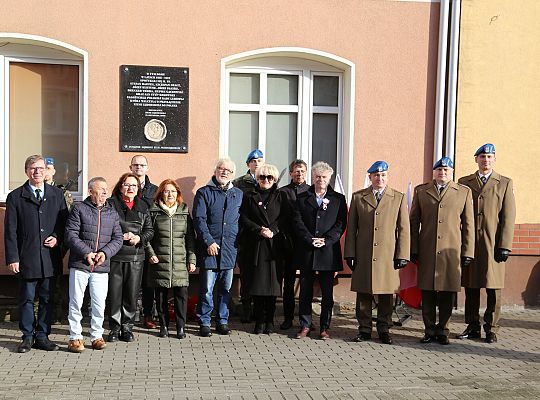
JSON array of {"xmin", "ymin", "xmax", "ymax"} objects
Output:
[{"xmin": 455, "ymin": 0, "xmax": 540, "ymax": 224}]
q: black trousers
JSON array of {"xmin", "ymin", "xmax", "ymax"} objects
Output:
[
  {"xmin": 421, "ymin": 290, "xmax": 456, "ymax": 338},
  {"xmin": 356, "ymin": 293, "xmax": 393, "ymax": 335},
  {"xmin": 298, "ymin": 270, "xmax": 334, "ymax": 331},
  {"xmin": 464, "ymin": 287, "xmax": 502, "ymax": 333},
  {"xmin": 108, "ymin": 260, "xmax": 144, "ymax": 332},
  {"xmin": 141, "ymin": 262, "xmax": 155, "ymax": 317},
  {"xmin": 19, "ymin": 277, "xmax": 54, "ymax": 340},
  {"xmin": 253, "ymin": 295, "xmax": 277, "ymax": 324},
  {"xmin": 155, "ymin": 286, "xmax": 188, "ymax": 330},
  {"xmin": 282, "ymin": 260, "xmax": 297, "ymax": 321}
]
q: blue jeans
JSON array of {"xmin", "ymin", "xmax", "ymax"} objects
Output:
[{"xmin": 197, "ymin": 269, "xmax": 233, "ymax": 326}]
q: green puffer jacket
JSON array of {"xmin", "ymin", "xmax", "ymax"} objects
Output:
[{"xmin": 146, "ymin": 202, "xmax": 197, "ymax": 288}]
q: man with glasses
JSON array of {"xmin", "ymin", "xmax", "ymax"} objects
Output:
[
  {"xmin": 5, "ymin": 155, "xmax": 68, "ymax": 353},
  {"xmin": 129, "ymin": 155, "xmax": 159, "ymax": 329},
  {"xmin": 193, "ymin": 158, "xmax": 243, "ymax": 336}
]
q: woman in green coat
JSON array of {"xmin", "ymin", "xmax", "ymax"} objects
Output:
[{"xmin": 146, "ymin": 179, "xmax": 196, "ymax": 339}]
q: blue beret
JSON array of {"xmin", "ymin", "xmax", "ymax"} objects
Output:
[
  {"xmin": 44, "ymin": 157, "xmax": 55, "ymax": 166},
  {"xmin": 246, "ymin": 149, "xmax": 264, "ymax": 163},
  {"xmin": 474, "ymin": 143, "xmax": 495, "ymax": 156},
  {"xmin": 367, "ymin": 161, "xmax": 389, "ymax": 173},
  {"xmin": 433, "ymin": 156, "xmax": 454, "ymax": 170}
]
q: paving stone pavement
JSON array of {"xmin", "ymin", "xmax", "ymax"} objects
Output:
[{"xmin": 0, "ymin": 307, "xmax": 538, "ymax": 399}]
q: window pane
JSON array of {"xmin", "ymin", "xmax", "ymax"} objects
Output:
[
  {"xmin": 229, "ymin": 111, "xmax": 258, "ymax": 173},
  {"xmin": 229, "ymin": 73, "xmax": 260, "ymax": 104},
  {"xmin": 313, "ymin": 76, "xmax": 339, "ymax": 106},
  {"xmin": 267, "ymin": 75, "xmax": 298, "ymax": 105},
  {"xmin": 312, "ymin": 113, "xmax": 338, "ymax": 182},
  {"xmin": 9, "ymin": 62, "xmax": 79, "ymax": 190},
  {"xmin": 266, "ymin": 113, "xmax": 297, "ymax": 183}
]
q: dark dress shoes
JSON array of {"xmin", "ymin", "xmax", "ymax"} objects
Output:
[
  {"xmin": 159, "ymin": 326, "xmax": 169, "ymax": 338},
  {"xmin": 120, "ymin": 331, "xmax": 135, "ymax": 342},
  {"xmin": 485, "ymin": 332, "xmax": 497, "ymax": 343},
  {"xmin": 437, "ymin": 335, "xmax": 450, "ymax": 345},
  {"xmin": 216, "ymin": 324, "xmax": 232, "ymax": 335},
  {"xmin": 264, "ymin": 323, "xmax": 274, "ymax": 335},
  {"xmin": 280, "ymin": 319, "xmax": 293, "ymax": 330},
  {"xmin": 176, "ymin": 327, "xmax": 186, "ymax": 339},
  {"xmin": 253, "ymin": 323, "xmax": 264, "ymax": 335},
  {"xmin": 200, "ymin": 326, "xmax": 212, "ymax": 337},
  {"xmin": 379, "ymin": 333, "xmax": 393, "ymax": 345},
  {"xmin": 33, "ymin": 337, "xmax": 59, "ymax": 351},
  {"xmin": 420, "ymin": 335, "xmax": 436, "ymax": 343},
  {"xmin": 18, "ymin": 337, "xmax": 34, "ymax": 353},
  {"xmin": 295, "ymin": 327, "xmax": 310, "ymax": 339},
  {"xmin": 456, "ymin": 328, "xmax": 481, "ymax": 340},
  {"xmin": 353, "ymin": 333, "xmax": 371, "ymax": 342},
  {"xmin": 107, "ymin": 330, "xmax": 120, "ymax": 342}
]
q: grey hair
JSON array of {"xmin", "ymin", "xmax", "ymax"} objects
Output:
[
  {"xmin": 215, "ymin": 157, "xmax": 236, "ymax": 175},
  {"xmin": 24, "ymin": 155, "xmax": 45, "ymax": 170},
  {"xmin": 311, "ymin": 161, "xmax": 334, "ymax": 176},
  {"xmin": 88, "ymin": 177, "xmax": 107, "ymax": 190}
]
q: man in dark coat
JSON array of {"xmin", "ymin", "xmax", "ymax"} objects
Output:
[
  {"xmin": 278, "ymin": 159, "xmax": 309, "ymax": 330},
  {"xmin": 293, "ymin": 161, "xmax": 347, "ymax": 340},
  {"xmin": 129, "ymin": 154, "xmax": 159, "ymax": 329},
  {"xmin": 4, "ymin": 155, "xmax": 68, "ymax": 353},
  {"xmin": 233, "ymin": 149, "xmax": 264, "ymax": 322},
  {"xmin": 457, "ymin": 143, "xmax": 516, "ymax": 343},
  {"xmin": 193, "ymin": 158, "xmax": 243, "ymax": 337}
]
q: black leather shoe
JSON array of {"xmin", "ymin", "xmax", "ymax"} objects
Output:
[
  {"xmin": 379, "ymin": 333, "xmax": 393, "ymax": 345},
  {"xmin": 159, "ymin": 326, "xmax": 169, "ymax": 338},
  {"xmin": 33, "ymin": 338, "xmax": 59, "ymax": 351},
  {"xmin": 216, "ymin": 324, "xmax": 232, "ymax": 335},
  {"xmin": 176, "ymin": 327, "xmax": 186, "ymax": 339},
  {"xmin": 200, "ymin": 326, "xmax": 212, "ymax": 337},
  {"xmin": 456, "ymin": 328, "xmax": 481, "ymax": 340},
  {"xmin": 17, "ymin": 337, "xmax": 34, "ymax": 353},
  {"xmin": 280, "ymin": 319, "xmax": 293, "ymax": 330},
  {"xmin": 420, "ymin": 335, "xmax": 436, "ymax": 343},
  {"xmin": 120, "ymin": 331, "xmax": 135, "ymax": 342},
  {"xmin": 353, "ymin": 333, "xmax": 372, "ymax": 342},
  {"xmin": 437, "ymin": 335, "xmax": 450, "ymax": 345},
  {"xmin": 253, "ymin": 323, "xmax": 264, "ymax": 335},
  {"xmin": 485, "ymin": 332, "xmax": 497, "ymax": 343},
  {"xmin": 107, "ymin": 330, "xmax": 120, "ymax": 342},
  {"xmin": 264, "ymin": 323, "xmax": 274, "ymax": 335}
]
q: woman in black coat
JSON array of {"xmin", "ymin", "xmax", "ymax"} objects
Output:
[
  {"xmin": 240, "ymin": 164, "xmax": 290, "ymax": 334},
  {"xmin": 107, "ymin": 173, "xmax": 154, "ymax": 343},
  {"xmin": 293, "ymin": 161, "xmax": 347, "ymax": 340}
]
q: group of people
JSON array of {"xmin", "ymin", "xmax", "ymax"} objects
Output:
[{"xmin": 3, "ymin": 142, "xmax": 515, "ymax": 353}]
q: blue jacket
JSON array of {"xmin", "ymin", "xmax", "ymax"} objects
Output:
[
  {"xmin": 4, "ymin": 182, "xmax": 68, "ymax": 279},
  {"xmin": 64, "ymin": 198, "xmax": 124, "ymax": 273},
  {"xmin": 192, "ymin": 178, "xmax": 243, "ymax": 270}
]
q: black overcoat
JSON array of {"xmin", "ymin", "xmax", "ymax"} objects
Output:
[
  {"xmin": 4, "ymin": 181, "xmax": 68, "ymax": 279},
  {"xmin": 292, "ymin": 185, "xmax": 347, "ymax": 272}
]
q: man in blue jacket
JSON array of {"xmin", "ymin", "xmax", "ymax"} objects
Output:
[
  {"xmin": 193, "ymin": 158, "xmax": 243, "ymax": 337},
  {"xmin": 64, "ymin": 177, "xmax": 123, "ymax": 352},
  {"xmin": 4, "ymin": 155, "xmax": 68, "ymax": 353}
]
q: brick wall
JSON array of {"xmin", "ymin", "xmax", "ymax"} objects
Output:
[{"xmin": 512, "ymin": 224, "xmax": 540, "ymax": 255}]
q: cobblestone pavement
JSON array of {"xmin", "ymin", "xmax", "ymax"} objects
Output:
[{"xmin": 0, "ymin": 307, "xmax": 538, "ymax": 399}]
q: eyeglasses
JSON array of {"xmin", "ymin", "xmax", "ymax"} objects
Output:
[
  {"xmin": 122, "ymin": 183, "xmax": 138, "ymax": 188},
  {"xmin": 217, "ymin": 167, "xmax": 233, "ymax": 174},
  {"xmin": 27, "ymin": 167, "xmax": 45, "ymax": 172},
  {"xmin": 131, "ymin": 164, "xmax": 147, "ymax": 167},
  {"xmin": 259, "ymin": 175, "xmax": 275, "ymax": 182}
]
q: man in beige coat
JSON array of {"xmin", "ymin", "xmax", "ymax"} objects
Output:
[
  {"xmin": 410, "ymin": 157, "xmax": 475, "ymax": 345},
  {"xmin": 344, "ymin": 161, "xmax": 410, "ymax": 345},
  {"xmin": 457, "ymin": 144, "xmax": 516, "ymax": 344}
]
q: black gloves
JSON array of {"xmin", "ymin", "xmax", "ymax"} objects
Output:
[
  {"xmin": 461, "ymin": 256, "xmax": 473, "ymax": 268},
  {"xmin": 345, "ymin": 258, "xmax": 355, "ymax": 271},
  {"xmin": 494, "ymin": 248, "xmax": 510, "ymax": 263},
  {"xmin": 411, "ymin": 254, "xmax": 419, "ymax": 264},
  {"xmin": 394, "ymin": 259, "xmax": 408, "ymax": 270}
]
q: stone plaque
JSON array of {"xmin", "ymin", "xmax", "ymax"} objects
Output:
[{"xmin": 120, "ymin": 65, "xmax": 189, "ymax": 153}]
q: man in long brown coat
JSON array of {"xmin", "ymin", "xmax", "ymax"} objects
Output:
[
  {"xmin": 345, "ymin": 161, "xmax": 410, "ymax": 345},
  {"xmin": 410, "ymin": 157, "xmax": 474, "ymax": 345},
  {"xmin": 457, "ymin": 143, "xmax": 516, "ymax": 344}
]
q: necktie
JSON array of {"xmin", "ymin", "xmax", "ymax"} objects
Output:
[
  {"xmin": 35, "ymin": 188, "xmax": 42, "ymax": 202},
  {"xmin": 438, "ymin": 186, "xmax": 444, "ymax": 195},
  {"xmin": 376, "ymin": 191, "xmax": 382, "ymax": 204},
  {"xmin": 480, "ymin": 176, "xmax": 487, "ymax": 185}
]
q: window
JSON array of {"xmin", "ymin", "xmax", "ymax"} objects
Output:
[
  {"xmin": 221, "ymin": 49, "xmax": 354, "ymax": 195},
  {"xmin": 0, "ymin": 35, "xmax": 87, "ymax": 200}
]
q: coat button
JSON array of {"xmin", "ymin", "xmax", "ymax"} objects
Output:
[
  {"xmin": 373, "ymin": 258, "xmax": 377, "ymax": 261},
  {"xmin": 317, "ymin": 216, "xmax": 321, "ymax": 219},
  {"xmin": 374, "ymin": 243, "xmax": 378, "ymax": 246},
  {"xmin": 375, "ymin": 212, "xmax": 380, "ymax": 215},
  {"xmin": 40, "ymin": 228, "xmax": 44, "ymax": 232},
  {"xmin": 438, "ymin": 220, "xmax": 443, "ymax": 223},
  {"xmin": 374, "ymin": 227, "xmax": 378, "ymax": 231},
  {"xmin": 437, "ymin": 251, "xmax": 441, "ymax": 254},
  {"xmin": 439, "ymin": 205, "xmax": 443, "ymax": 208},
  {"xmin": 438, "ymin": 236, "xmax": 441, "ymax": 239},
  {"xmin": 479, "ymin": 195, "xmax": 483, "ymax": 199}
]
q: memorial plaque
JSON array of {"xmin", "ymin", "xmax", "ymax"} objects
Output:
[{"xmin": 120, "ymin": 65, "xmax": 189, "ymax": 153}]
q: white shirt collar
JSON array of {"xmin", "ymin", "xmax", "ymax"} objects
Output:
[{"xmin": 28, "ymin": 182, "xmax": 45, "ymax": 197}]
